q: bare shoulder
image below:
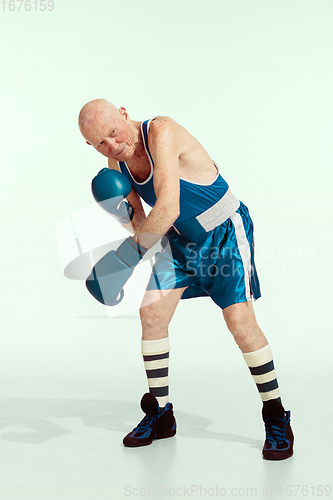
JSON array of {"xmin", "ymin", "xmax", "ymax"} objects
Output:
[
  {"xmin": 148, "ymin": 116, "xmax": 185, "ymax": 154},
  {"xmin": 150, "ymin": 116, "xmax": 182, "ymax": 135}
]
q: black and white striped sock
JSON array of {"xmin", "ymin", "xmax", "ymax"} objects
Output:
[
  {"xmin": 242, "ymin": 344, "xmax": 281, "ymax": 403},
  {"xmin": 141, "ymin": 337, "xmax": 170, "ymax": 409}
]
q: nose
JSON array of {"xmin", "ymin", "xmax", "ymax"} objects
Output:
[{"xmin": 104, "ymin": 137, "xmax": 118, "ymax": 151}]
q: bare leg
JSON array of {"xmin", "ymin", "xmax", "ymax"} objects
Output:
[
  {"xmin": 122, "ymin": 288, "xmax": 185, "ymax": 446},
  {"xmin": 140, "ymin": 287, "xmax": 187, "ymax": 340},
  {"xmin": 222, "ymin": 300, "xmax": 268, "ymax": 353}
]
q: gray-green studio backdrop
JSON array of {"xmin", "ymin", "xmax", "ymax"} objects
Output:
[{"xmin": 0, "ymin": 1, "xmax": 332, "ymax": 499}]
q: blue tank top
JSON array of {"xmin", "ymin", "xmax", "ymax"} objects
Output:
[{"xmin": 118, "ymin": 117, "xmax": 229, "ymax": 223}]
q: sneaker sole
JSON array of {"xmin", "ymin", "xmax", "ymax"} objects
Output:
[
  {"xmin": 154, "ymin": 428, "xmax": 177, "ymax": 440},
  {"xmin": 262, "ymin": 448, "xmax": 293, "ymax": 460},
  {"xmin": 123, "ymin": 428, "xmax": 176, "ymax": 448}
]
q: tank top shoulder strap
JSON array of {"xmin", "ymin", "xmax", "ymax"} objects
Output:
[
  {"xmin": 116, "ymin": 118, "xmax": 158, "ymax": 208},
  {"xmin": 141, "ymin": 117, "xmax": 157, "ymax": 168}
]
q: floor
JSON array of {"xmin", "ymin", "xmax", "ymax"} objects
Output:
[{"xmin": 1, "ymin": 292, "xmax": 332, "ymax": 500}]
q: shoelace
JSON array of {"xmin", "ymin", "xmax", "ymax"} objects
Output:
[
  {"xmin": 265, "ymin": 416, "xmax": 287, "ymax": 443},
  {"xmin": 133, "ymin": 411, "xmax": 158, "ymax": 432}
]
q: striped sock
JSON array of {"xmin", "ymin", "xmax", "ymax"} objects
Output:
[
  {"xmin": 141, "ymin": 337, "xmax": 170, "ymax": 409},
  {"xmin": 242, "ymin": 344, "xmax": 281, "ymax": 403}
]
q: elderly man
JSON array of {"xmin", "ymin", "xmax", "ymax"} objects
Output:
[{"xmin": 78, "ymin": 99, "xmax": 294, "ymax": 460}]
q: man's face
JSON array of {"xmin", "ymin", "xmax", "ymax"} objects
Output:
[{"xmin": 83, "ymin": 107, "xmax": 136, "ymax": 161}]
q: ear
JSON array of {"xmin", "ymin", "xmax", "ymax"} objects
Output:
[{"xmin": 119, "ymin": 106, "xmax": 130, "ymax": 122}]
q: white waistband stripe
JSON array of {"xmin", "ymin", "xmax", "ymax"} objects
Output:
[{"xmin": 196, "ymin": 188, "xmax": 240, "ymax": 232}]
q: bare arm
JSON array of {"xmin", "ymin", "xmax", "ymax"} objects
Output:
[{"xmin": 134, "ymin": 117, "xmax": 181, "ymax": 249}]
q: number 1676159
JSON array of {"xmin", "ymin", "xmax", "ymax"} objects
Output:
[{"xmin": 1, "ymin": 0, "xmax": 54, "ymax": 11}]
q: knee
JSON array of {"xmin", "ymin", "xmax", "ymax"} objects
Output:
[
  {"xmin": 139, "ymin": 303, "xmax": 163, "ymax": 333},
  {"xmin": 224, "ymin": 310, "xmax": 258, "ymax": 338}
]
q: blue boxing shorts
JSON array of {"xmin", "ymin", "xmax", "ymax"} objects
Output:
[{"xmin": 146, "ymin": 201, "xmax": 261, "ymax": 310}]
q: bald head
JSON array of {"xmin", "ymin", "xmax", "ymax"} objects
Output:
[
  {"xmin": 78, "ymin": 99, "xmax": 121, "ymax": 140},
  {"xmin": 78, "ymin": 99, "xmax": 137, "ymax": 161}
]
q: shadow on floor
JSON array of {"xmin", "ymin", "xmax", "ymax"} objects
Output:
[{"xmin": 0, "ymin": 398, "xmax": 261, "ymax": 450}]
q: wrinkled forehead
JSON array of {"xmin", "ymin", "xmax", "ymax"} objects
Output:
[
  {"xmin": 80, "ymin": 108, "xmax": 122, "ymax": 142},
  {"xmin": 82, "ymin": 106, "xmax": 119, "ymax": 128},
  {"xmin": 79, "ymin": 99, "xmax": 118, "ymax": 124}
]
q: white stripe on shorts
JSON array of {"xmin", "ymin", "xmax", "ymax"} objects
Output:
[{"xmin": 230, "ymin": 212, "xmax": 251, "ymax": 301}]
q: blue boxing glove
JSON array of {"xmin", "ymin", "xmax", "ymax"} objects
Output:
[
  {"xmin": 85, "ymin": 236, "xmax": 147, "ymax": 306},
  {"xmin": 91, "ymin": 168, "xmax": 134, "ymax": 224}
]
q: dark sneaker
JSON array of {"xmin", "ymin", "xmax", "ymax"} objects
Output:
[
  {"xmin": 123, "ymin": 393, "xmax": 177, "ymax": 447},
  {"xmin": 262, "ymin": 399, "xmax": 294, "ymax": 460}
]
